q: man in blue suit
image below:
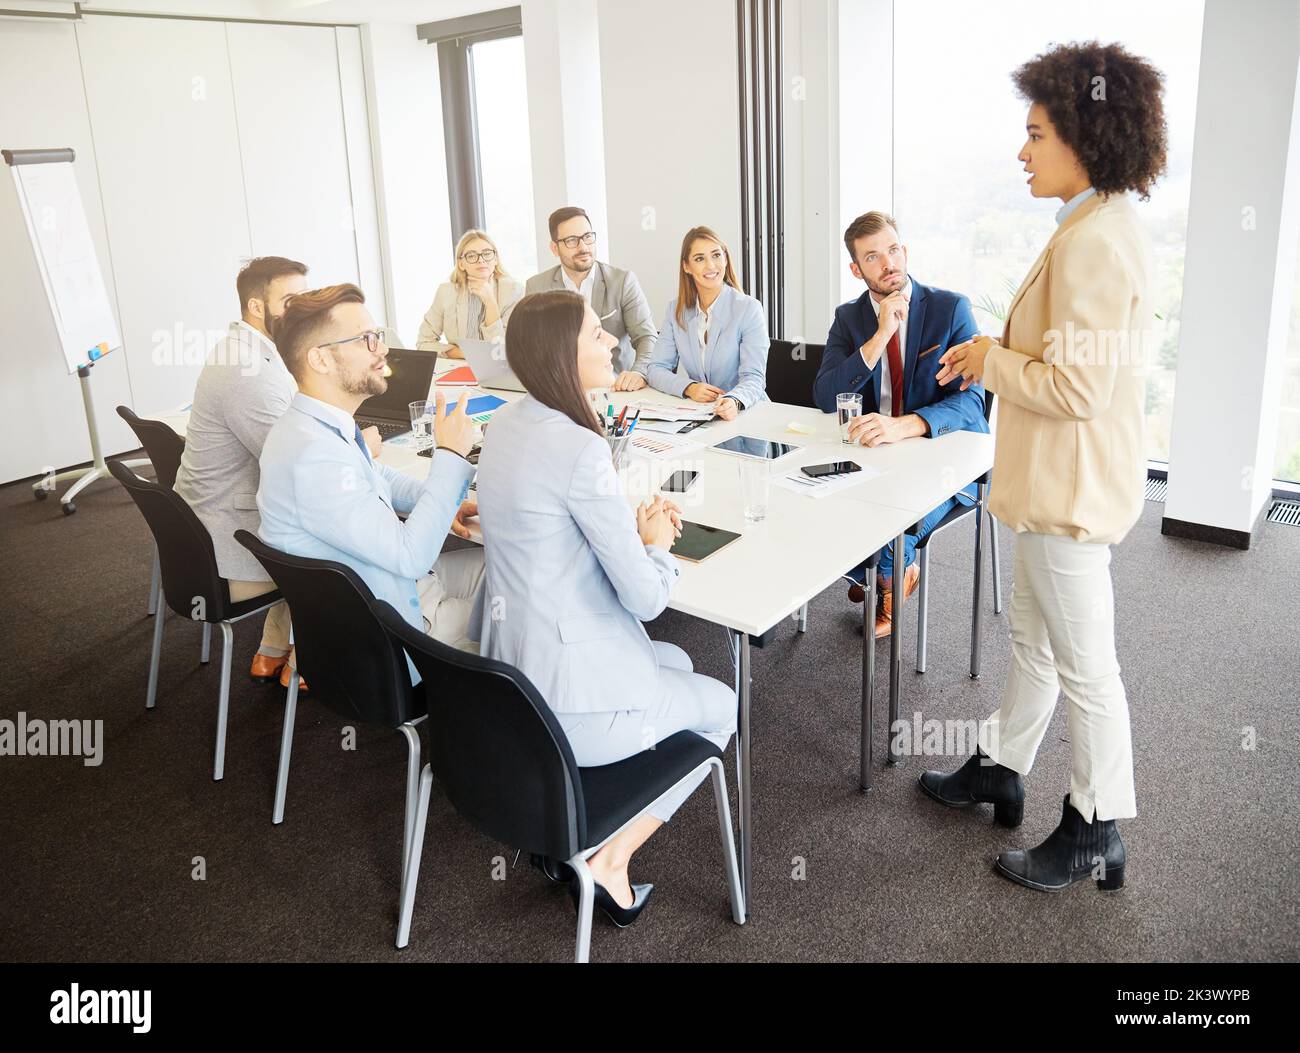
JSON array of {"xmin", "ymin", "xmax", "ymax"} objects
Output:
[{"xmin": 814, "ymin": 211, "xmax": 988, "ymax": 637}]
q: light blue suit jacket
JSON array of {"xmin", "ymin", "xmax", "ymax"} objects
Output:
[
  {"xmin": 257, "ymin": 393, "xmax": 475, "ymax": 632},
  {"xmin": 473, "ymin": 395, "xmax": 681, "ymax": 714},
  {"xmin": 645, "ymin": 284, "xmax": 769, "ymax": 409}
]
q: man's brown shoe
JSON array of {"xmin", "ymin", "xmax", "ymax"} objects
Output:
[
  {"xmin": 249, "ymin": 653, "xmax": 288, "ymax": 682},
  {"xmin": 279, "ymin": 663, "xmax": 308, "ymax": 693},
  {"xmin": 873, "ymin": 563, "xmax": 920, "ymax": 638}
]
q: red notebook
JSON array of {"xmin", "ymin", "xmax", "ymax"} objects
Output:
[{"xmin": 436, "ymin": 365, "xmax": 477, "ymax": 385}]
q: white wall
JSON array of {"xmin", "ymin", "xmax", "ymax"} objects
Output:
[
  {"xmin": 595, "ymin": 0, "xmax": 741, "ymax": 325},
  {"xmin": 0, "ymin": 11, "xmax": 387, "ymax": 486},
  {"xmin": 521, "ymin": 0, "xmax": 608, "ymax": 271},
  {"xmin": 361, "ymin": 21, "xmax": 452, "ymax": 346},
  {"xmin": 77, "ymin": 14, "xmax": 254, "ymax": 421},
  {"xmin": 1164, "ymin": 0, "xmax": 1300, "ymax": 538}
]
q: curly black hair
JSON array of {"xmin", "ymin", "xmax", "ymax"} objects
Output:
[{"xmin": 1013, "ymin": 41, "xmax": 1168, "ymax": 201}]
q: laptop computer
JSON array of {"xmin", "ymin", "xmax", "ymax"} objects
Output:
[
  {"xmin": 356, "ymin": 346, "xmax": 439, "ymax": 440},
  {"xmin": 459, "ymin": 338, "xmax": 527, "ymax": 392}
]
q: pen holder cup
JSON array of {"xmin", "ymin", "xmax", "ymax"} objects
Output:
[{"xmin": 607, "ymin": 434, "xmax": 631, "ymax": 469}]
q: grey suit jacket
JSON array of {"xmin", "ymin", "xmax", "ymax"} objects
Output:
[
  {"xmin": 520, "ymin": 262, "xmax": 657, "ymax": 373},
  {"xmin": 174, "ymin": 321, "xmax": 295, "ymax": 582},
  {"xmin": 473, "ymin": 395, "xmax": 681, "ymax": 714}
]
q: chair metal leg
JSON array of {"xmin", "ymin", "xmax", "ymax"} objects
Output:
[
  {"xmin": 213, "ymin": 622, "xmax": 233, "ymax": 781},
  {"xmin": 398, "ymin": 721, "xmax": 422, "ymax": 904},
  {"xmin": 395, "ymin": 765, "xmax": 433, "ymax": 949},
  {"xmin": 796, "ymin": 602, "xmax": 808, "ymax": 633},
  {"xmin": 990, "ymin": 513, "xmax": 1003, "ymax": 614},
  {"xmin": 147, "ymin": 548, "xmax": 160, "ymax": 617},
  {"xmin": 888, "ymin": 534, "xmax": 905, "ymax": 765},
  {"xmin": 146, "ymin": 603, "xmax": 166, "ymax": 710},
  {"xmin": 272, "ymin": 670, "xmax": 299, "ymax": 824},
  {"xmin": 200, "ymin": 622, "xmax": 211, "ymax": 664},
  {"xmin": 916, "ymin": 544, "xmax": 930, "ymax": 674},
  {"xmin": 970, "ymin": 484, "xmax": 987, "ymax": 680},
  {"xmin": 709, "ymin": 758, "xmax": 746, "ymax": 925},
  {"xmin": 570, "ymin": 855, "xmax": 596, "ymax": 963},
  {"xmin": 733, "ymin": 630, "xmax": 752, "ymax": 911},
  {"xmin": 860, "ymin": 570, "xmax": 875, "ymax": 792}
]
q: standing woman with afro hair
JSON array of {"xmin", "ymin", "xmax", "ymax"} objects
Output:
[{"xmin": 921, "ymin": 42, "xmax": 1167, "ymax": 892}]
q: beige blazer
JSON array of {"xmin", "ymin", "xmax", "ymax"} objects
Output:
[
  {"xmin": 415, "ymin": 275, "xmax": 524, "ymax": 350},
  {"xmin": 983, "ymin": 191, "xmax": 1153, "ymax": 545}
]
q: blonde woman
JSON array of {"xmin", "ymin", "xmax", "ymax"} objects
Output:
[
  {"xmin": 415, "ymin": 230, "xmax": 524, "ymax": 358},
  {"xmin": 645, "ymin": 226, "xmax": 768, "ymax": 420}
]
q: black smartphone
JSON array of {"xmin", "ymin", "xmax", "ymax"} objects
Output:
[
  {"xmin": 661, "ymin": 470, "xmax": 699, "ymax": 494},
  {"xmin": 801, "ymin": 460, "xmax": 862, "ymax": 479}
]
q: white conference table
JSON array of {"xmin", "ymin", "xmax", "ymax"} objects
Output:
[
  {"xmin": 384, "ymin": 362, "xmax": 994, "ymax": 912},
  {"xmin": 156, "ymin": 362, "xmax": 993, "ymax": 915}
]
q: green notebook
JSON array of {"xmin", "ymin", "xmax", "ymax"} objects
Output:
[{"xmin": 671, "ymin": 521, "xmax": 742, "ymax": 563}]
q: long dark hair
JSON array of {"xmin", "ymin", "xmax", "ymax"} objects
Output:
[{"xmin": 505, "ymin": 290, "xmax": 602, "ymax": 436}]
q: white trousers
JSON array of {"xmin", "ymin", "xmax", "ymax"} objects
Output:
[
  {"xmin": 977, "ymin": 532, "xmax": 1136, "ymax": 821},
  {"xmin": 558, "ymin": 642, "xmax": 736, "ymax": 823},
  {"xmin": 417, "ymin": 548, "xmax": 486, "ymax": 653}
]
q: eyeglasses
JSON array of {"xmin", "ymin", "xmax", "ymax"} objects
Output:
[
  {"xmin": 460, "ymin": 249, "xmax": 497, "ymax": 264},
  {"xmin": 555, "ymin": 231, "xmax": 597, "ymax": 249},
  {"xmin": 317, "ymin": 328, "xmax": 388, "ymax": 353}
]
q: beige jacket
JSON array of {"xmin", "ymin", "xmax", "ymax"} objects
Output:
[
  {"xmin": 983, "ymin": 191, "xmax": 1153, "ymax": 545},
  {"xmin": 415, "ymin": 275, "xmax": 524, "ymax": 350}
]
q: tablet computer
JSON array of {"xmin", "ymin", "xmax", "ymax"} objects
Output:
[
  {"xmin": 671, "ymin": 521, "xmax": 742, "ymax": 563},
  {"xmin": 711, "ymin": 435, "xmax": 802, "ymax": 460}
]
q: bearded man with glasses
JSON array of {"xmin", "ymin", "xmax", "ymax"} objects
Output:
[
  {"xmin": 259, "ymin": 284, "xmax": 485, "ymax": 655},
  {"xmin": 521, "ymin": 206, "xmax": 658, "ymax": 391}
]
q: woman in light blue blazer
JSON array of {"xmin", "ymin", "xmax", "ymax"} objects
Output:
[
  {"xmin": 645, "ymin": 225, "xmax": 769, "ymax": 420},
  {"xmin": 474, "ymin": 289, "xmax": 736, "ymax": 926}
]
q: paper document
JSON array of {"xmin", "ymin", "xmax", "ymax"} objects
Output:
[{"xmin": 773, "ymin": 464, "xmax": 882, "ymax": 499}]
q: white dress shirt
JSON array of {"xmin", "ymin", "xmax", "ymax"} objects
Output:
[
  {"xmin": 866, "ymin": 277, "xmax": 912, "ymax": 417},
  {"xmin": 562, "ymin": 267, "xmax": 596, "ymax": 301}
]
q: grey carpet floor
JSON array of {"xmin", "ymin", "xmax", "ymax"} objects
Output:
[{"xmin": 1, "ymin": 467, "xmax": 1297, "ymax": 963}]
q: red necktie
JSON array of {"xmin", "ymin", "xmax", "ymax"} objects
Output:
[{"xmin": 886, "ymin": 328, "xmax": 904, "ymax": 417}]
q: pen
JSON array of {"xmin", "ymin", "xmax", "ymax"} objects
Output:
[
  {"xmin": 624, "ymin": 409, "xmax": 641, "ymax": 437},
  {"xmin": 606, "ymin": 404, "xmax": 614, "ymax": 435},
  {"xmin": 614, "ymin": 405, "xmax": 629, "ymax": 433}
]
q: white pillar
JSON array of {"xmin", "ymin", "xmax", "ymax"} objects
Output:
[
  {"xmin": 1163, "ymin": 0, "xmax": 1300, "ymax": 547},
  {"xmin": 521, "ymin": 0, "xmax": 609, "ymax": 270}
]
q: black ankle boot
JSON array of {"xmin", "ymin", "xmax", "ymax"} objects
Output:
[
  {"xmin": 918, "ymin": 749, "xmax": 1025, "ymax": 827},
  {"xmin": 995, "ymin": 794, "xmax": 1126, "ymax": 892}
]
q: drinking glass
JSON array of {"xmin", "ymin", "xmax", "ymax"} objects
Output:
[
  {"xmin": 837, "ymin": 392, "xmax": 863, "ymax": 444},
  {"xmin": 409, "ymin": 400, "xmax": 434, "ymax": 451},
  {"xmin": 739, "ymin": 458, "xmax": 771, "ymax": 522}
]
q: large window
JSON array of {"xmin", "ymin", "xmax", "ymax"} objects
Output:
[
  {"xmin": 471, "ymin": 34, "xmax": 537, "ymax": 279},
  {"xmin": 422, "ymin": 8, "xmax": 537, "ymax": 281},
  {"xmin": 893, "ymin": 0, "xmax": 1203, "ymax": 462}
]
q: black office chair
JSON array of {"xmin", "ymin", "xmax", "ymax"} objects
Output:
[
  {"xmin": 234, "ymin": 531, "xmax": 426, "ymax": 911},
  {"xmin": 107, "ymin": 459, "xmax": 282, "ymax": 780},
  {"xmin": 912, "ymin": 389, "xmax": 1003, "ymax": 679},
  {"xmin": 116, "ymin": 406, "xmax": 188, "ymax": 627},
  {"xmin": 764, "ymin": 339, "xmax": 824, "ymax": 409},
  {"xmin": 376, "ymin": 603, "xmax": 745, "ymax": 963}
]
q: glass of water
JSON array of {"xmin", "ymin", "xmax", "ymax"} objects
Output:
[
  {"xmin": 837, "ymin": 392, "xmax": 863, "ymax": 444},
  {"xmin": 409, "ymin": 400, "xmax": 434, "ymax": 451},
  {"xmin": 738, "ymin": 458, "xmax": 771, "ymax": 523}
]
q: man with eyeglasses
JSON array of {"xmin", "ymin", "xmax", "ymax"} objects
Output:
[
  {"xmin": 258, "ymin": 284, "xmax": 485, "ymax": 656},
  {"xmin": 522, "ymin": 206, "xmax": 657, "ymax": 391}
]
